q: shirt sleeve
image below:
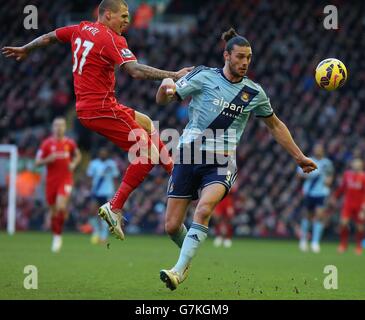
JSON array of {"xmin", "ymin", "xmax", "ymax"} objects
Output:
[
  {"xmin": 252, "ymin": 85, "xmax": 274, "ymax": 118},
  {"xmin": 55, "ymin": 25, "xmax": 79, "ymax": 43},
  {"xmin": 104, "ymin": 35, "xmax": 137, "ymax": 66},
  {"xmin": 175, "ymin": 66, "xmax": 205, "ymax": 100}
]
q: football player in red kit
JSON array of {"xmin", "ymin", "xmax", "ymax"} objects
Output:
[
  {"xmin": 333, "ymin": 158, "xmax": 365, "ymax": 255},
  {"xmin": 35, "ymin": 117, "xmax": 82, "ymax": 252},
  {"xmin": 213, "ymin": 191, "xmax": 235, "ymax": 248},
  {"xmin": 3, "ymin": 0, "xmax": 193, "ymax": 240}
]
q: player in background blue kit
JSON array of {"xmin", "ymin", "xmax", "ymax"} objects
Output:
[
  {"xmin": 155, "ymin": 28, "xmax": 318, "ymax": 290},
  {"xmin": 297, "ymin": 144, "xmax": 334, "ymax": 253},
  {"xmin": 87, "ymin": 148, "xmax": 119, "ymax": 244}
]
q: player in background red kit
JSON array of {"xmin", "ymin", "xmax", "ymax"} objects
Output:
[
  {"xmin": 2, "ymin": 0, "xmax": 193, "ymax": 241},
  {"xmin": 333, "ymin": 158, "xmax": 365, "ymax": 255},
  {"xmin": 213, "ymin": 191, "xmax": 235, "ymax": 248},
  {"xmin": 35, "ymin": 117, "xmax": 82, "ymax": 252}
]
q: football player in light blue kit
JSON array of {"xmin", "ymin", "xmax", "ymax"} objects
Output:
[
  {"xmin": 155, "ymin": 28, "xmax": 317, "ymax": 290},
  {"xmin": 87, "ymin": 148, "xmax": 119, "ymax": 244},
  {"xmin": 297, "ymin": 144, "xmax": 333, "ymax": 253}
]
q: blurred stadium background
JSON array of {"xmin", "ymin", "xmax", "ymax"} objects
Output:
[{"xmin": 1, "ymin": 0, "xmax": 365, "ymax": 241}]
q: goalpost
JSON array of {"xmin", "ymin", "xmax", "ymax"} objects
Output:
[{"xmin": 0, "ymin": 145, "xmax": 18, "ymax": 235}]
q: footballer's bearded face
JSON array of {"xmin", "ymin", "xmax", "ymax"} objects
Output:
[
  {"xmin": 107, "ymin": 5, "xmax": 130, "ymax": 35},
  {"xmin": 52, "ymin": 119, "xmax": 66, "ymax": 138},
  {"xmin": 225, "ymin": 45, "xmax": 252, "ymax": 79}
]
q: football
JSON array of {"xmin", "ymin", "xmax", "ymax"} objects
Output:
[{"xmin": 315, "ymin": 58, "xmax": 348, "ymax": 91}]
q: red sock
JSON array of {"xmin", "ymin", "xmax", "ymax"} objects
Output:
[
  {"xmin": 51, "ymin": 212, "xmax": 65, "ymax": 235},
  {"xmin": 215, "ymin": 222, "xmax": 222, "ymax": 236},
  {"xmin": 355, "ymin": 230, "xmax": 364, "ymax": 248},
  {"xmin": 51, "ymin": 216, "xmax": 58, "ymax": 234},
  {"xmin": 111, "ymin": 158, "xmax": 154, "ymax": 211},
  {"xmin": 340, "ymin": 225, "xmax": 349, "ymax": 248},
  {"xmin": 223, "ymin": 220, "xmax": 233, "ymax": 239},
  {"xmin": 150, "ymin": 130, "xmax": 173, "ymax": 174},
  {"xmin": 226, "ymin": 222, "xmax": 233, "ymax": 239}
]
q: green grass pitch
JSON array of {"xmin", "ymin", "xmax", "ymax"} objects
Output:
[{"xmin": 0, "ymin": 232, "xmax": 364, "ymax": 300}]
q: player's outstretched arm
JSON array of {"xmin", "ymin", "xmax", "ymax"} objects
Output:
[
  {"xmin": 156, "ymin": 78, "xmax": 177, "ymax": 105},
  {"xmin": 2, "ymin": 31, "xmax": 59, "ymax": 61},
  {"xmin": 122, "ymin": 61, "xmax": 193, "ymax": 81},
  {"xmin": 262, "ymin": 114, "xmax": 317, "ymax": 174}
]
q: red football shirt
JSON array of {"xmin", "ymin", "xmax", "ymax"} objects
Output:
[
  {"xmin": 37, "ymin": 137, "xmax": 77, "ymax": 185},
  {"xmin": 335, "ymin": 170, "xmax": 365, "ymax": 206},
  {"xmin": 55, "ymin": 21, "xmax": 137, "ymax": 113}
]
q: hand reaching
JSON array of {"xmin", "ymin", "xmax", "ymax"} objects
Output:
[{"xmin": 2, "ymin": 46, "xmax": 28, "ymax": 61}]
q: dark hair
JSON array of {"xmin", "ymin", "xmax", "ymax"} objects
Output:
[
  {"xmin": 99, "ymin": 0, "xmax": 127, "ymax": 15},
  {"xmin": 221, "ymin": 27, "xmax": 250, "ymax": 53}
]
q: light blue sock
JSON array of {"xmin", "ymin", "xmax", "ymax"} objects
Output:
[
  {"xmin": 99, "ymin": 220, "xmax": 109, "ymax": 241},
  {"xmin": 173, "ymin": 222, "xmax": 208, "ymax": 274},
  {"xmin": 89, "ymin": 216, "xmax": 100, "ymax": 237},
  {"xmin": 312, "ymin": 221, "xmax": 323, "ymax": 245},
  {"xmin": 300, "ymin": 218, "xmax": 309, "ymax": 242},
  {"xmin": 169, "ymin": 224, "xmax": 187, "ymax": 248}
]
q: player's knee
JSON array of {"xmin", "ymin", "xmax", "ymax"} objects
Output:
[
  {"xmin": 195, "ymin": 203, "xmax": 214, "ymax": 221},
  {"xmin": 165, "ymin": 220, "xmax": 180, "ymax": 236},
  {"xmin": 56, "ymin": 201, "xmax": 67, "ymax": 212},
  {"xmin": 140, "ymin": 114, "xmax": 154, "ymax": 133}
]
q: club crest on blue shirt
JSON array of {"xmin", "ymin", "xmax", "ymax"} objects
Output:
[{"xmin": 241, "ymin": 92, "xmax": 250, "ymax": 103}]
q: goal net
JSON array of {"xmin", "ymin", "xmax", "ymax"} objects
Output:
[{"xmin": 0, "ymin": 145, "xmax": 18, "ymax": 235}]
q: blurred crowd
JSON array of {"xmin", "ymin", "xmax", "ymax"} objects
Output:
[{"xmin": 1, "ymin": 0, "xmax": 365, "ymax": 239}]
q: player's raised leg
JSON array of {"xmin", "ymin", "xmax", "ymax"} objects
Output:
[
  {"xmin": 80, "ymin": 110, "xmax": 159, "ymax": 240},
  {"xmin": 160, "ymin": 184, "xmax": 226, "ymax": 290},
  {"xmin": 134, "ymin": 111, "xmax": 174, "ymax": 174}
]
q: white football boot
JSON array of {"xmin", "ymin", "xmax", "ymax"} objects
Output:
[
  {"xmin": 98, "ymin": 202, "xmax": 125, "ymax": 240},
  {"xmin": 51, "ymin": 235, "xmax": 63, "ymax": 253},
  {"xmin": 213, "ymin": 236, "xmax": 223, "ymax": 247},
  {"xmin": 311, "ymin": 242, "xmax": 321, "ymax": 253},
  {"xmin": 223, "ymin": 238, "xmax": 232, "ymax": 248},
  {"xmin": 299, "ymin": 239, "xmax": 309, "ymax": 252}
]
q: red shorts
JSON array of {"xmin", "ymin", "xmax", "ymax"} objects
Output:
[
  {"xmin": 341, "ymin": 203, "xmax": 365, "ymax": 224},
  {"xmin": 46, "ymin": 180, "xmax": 73, "ymax": 206},
  {"xmin": 77, "ymin": 104, "xmax": 149, "ymax": 152}
]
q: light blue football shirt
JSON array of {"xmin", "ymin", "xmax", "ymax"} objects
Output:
[
  {"xmin": 298, "ymin": 157, "xmax": 334, "ymax": 197},
  {"xmin": 87, "ymin": 158, "xmax": 119, "ymax": 198},
  {"xmin": 175, "ymin": 66, "xmax": 273, "ymax": 153}
]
